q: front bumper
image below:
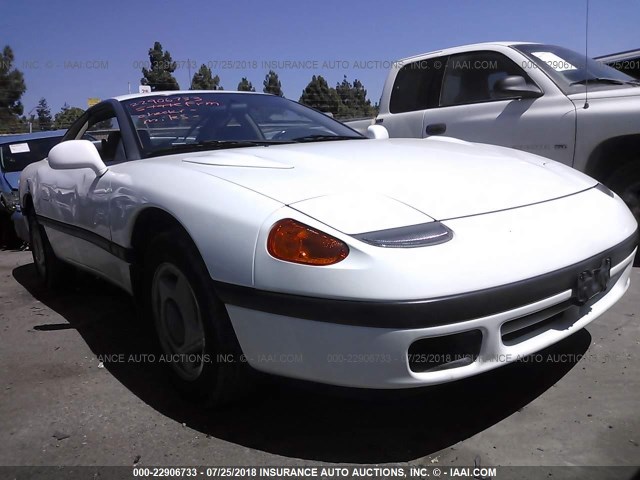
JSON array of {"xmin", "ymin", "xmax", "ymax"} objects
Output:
[{"xmin": 221, "ymin": 233, "xmax": 637, "ymax": 388}]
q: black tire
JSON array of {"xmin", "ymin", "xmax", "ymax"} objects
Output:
[
  {"xmin": 143, "ymin": 230, "xmax": 252, "ymax": 408},
  {"xmin": 606, "ymin": 162, "xmax": 640, "ymax": 223},
  {"xmin": 28, "ymin": 214, "xmax": 71, "ymax": 289}
]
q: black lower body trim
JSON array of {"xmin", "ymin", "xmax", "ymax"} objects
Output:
[
  {"xmin": 215, "ymin": 229, "xmax": 638, "ymax": 329},
  {"xmin": 36, "ymin": 214, "xmax": 134, "ymax": 263}
]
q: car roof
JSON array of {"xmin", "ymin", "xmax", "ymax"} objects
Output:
[
  {"xmin": 113, "ymin": 90, "xmax": 270, "ymax": 102},
  {"xmin": 0, "ymin": 129, "xmax": 67, "ymax": 145},
  {"xmin": 398, "ymin": 41, "xmax": 539, "ymax": 62}
]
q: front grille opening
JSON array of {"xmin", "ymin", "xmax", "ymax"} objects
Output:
[
  {"xmin": 408, "ymin": 330, "xmax": 483, "ymax": 373},
  {"xmin": 501, "ymin": 269, "xmax": 622, "ymax": 346},
  {"xmin": 501, "ymin": 301, "xmax": 573, "ymax": 346}
]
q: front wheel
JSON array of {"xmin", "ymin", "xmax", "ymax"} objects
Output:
[
  {"xmin": 28, "ymin": 214, "xmax": 70, "ymax": 288},
  {"xmin": 144, "ymin": 230, "xmax": 251, "ymax": 407}
]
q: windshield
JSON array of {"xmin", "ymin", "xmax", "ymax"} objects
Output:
[
  {"xmin": 0, "ymin": 136, "xmax": 63, "ymax": 173},
  {"xmin": 514, "ymin": 44, "xmax": 637, "ymax": 94},
  {"xmin": 122, "ymin": 93, "xmax": 364, "ymax": 157}
]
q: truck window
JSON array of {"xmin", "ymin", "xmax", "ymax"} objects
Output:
[
  {"xmin": 389, "ymin": 57, "xmax": 446, "ymax": 113},
  {"xmin": 440, "ymin": 51, "xmax": 537, "ymax": 106},
  {"xmin": 515, "ymin": 43, "xmax": 637, "ymax": 94}
]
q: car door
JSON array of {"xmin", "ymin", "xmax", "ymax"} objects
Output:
[
  {"xmin": 423, "ymin": 50, "xmax": 577, "ymax": 166},
  {"xmin": 37, "ymin": 105, "xmax": 128, "ymax": 283}
]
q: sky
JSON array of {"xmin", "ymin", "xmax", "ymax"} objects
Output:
[{"xmin": 2, "ymin": 0, "xmax": 639, "ymax": 116}]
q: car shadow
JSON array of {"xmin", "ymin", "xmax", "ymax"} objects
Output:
[{"xmin": 13, "ymin": 263, "xmax": 591, "ymax": 463}]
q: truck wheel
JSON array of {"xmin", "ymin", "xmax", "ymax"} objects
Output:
[
  {"xmin": 606, "ymin": 163, "xmax": 640, "ymax": 222},
  {"xmin": 28, "ymin": 214, "xmax": 70, "ymax": 289},
  {"xmin": 144, "ymin": 230, "xmax": 251, "ymax": 408}
]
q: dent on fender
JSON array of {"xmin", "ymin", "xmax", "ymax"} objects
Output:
[{"xmin": 107, "ymin": 172, "xmax": 146, "ymax": 244}]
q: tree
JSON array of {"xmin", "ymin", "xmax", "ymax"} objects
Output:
[
  {"xmin": 36, "ymin": 97, "xmax": 52, "ymax": 131},
  {"xmin": 237, "ymin": 77, "xmax": 255, "ymax": 92},
  {"xmin": 53, "ymin": 103, "xmax": 85, "ymax": 129},
  {"xmin": 263, "ymin": 70, "xmax": 283, "ymax": 96},
  {"xmin": 351, "ymin": 78, "xmax": 376, "ymax": 117},
  {"xmin": 0, "ymin": 45, "xmax": 26, "ymax": 133},
  {"xmin": 190, "ymin": 64, "xmax": 222, "ymax": 90},
  {"xmin": 335, "ymin": 75, "xmax": 355, "ymax": 117},
  {"xmin": 299, "ymin": 75, "xmax": 339, "ymax": 115},
  {"xmin": 334, "ymin": 75, "xmax": 376, "ymax": 119},
  {"xmin": 141, "ymin": 41, "xmax": 180, "ymax": 91}
]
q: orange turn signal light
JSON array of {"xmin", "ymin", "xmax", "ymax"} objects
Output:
[{"xmin": 267, "ymin": 219, "xmax": 349, "ymax": 266}]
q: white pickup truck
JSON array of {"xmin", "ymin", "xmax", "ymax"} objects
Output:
[{"xmin": 348, "ymin": 42, "xmax": 640, "ymax": 222}]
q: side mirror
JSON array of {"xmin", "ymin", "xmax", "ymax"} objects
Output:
[
  {"xmin": 48, "ymin": 140, "xmax": 108, "ymax": 176},
  {"xmin": 494, "ymin": 75, "xmax": 543, "ymax": 99},
  {"xmin": 366, "ymin": 125, "xmax": 389, "ymax": 140}
]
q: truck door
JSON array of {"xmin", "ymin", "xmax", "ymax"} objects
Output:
[
  {"xmin": 423, "ymin": 50, "xmax": 576, "ymax": 166},
  {"xmin": 380, "ymin": 56, "xmax": 446, "ymax": 138}
]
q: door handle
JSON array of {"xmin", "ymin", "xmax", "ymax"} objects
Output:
[{"xmin": 426, "ymin": 123, "xmax": 446, "ymax": 135}]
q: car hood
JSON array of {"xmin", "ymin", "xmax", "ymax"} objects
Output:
[
  {"xmin": 2, "ymin": 171, "xmax": 20, "ymax": 190},
  {"xmin": 183, "ymin": 138, "xmax": 597, "ymax": 232}
]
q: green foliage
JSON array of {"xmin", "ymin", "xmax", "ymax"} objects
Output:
[
  {"xmin": 36, "ymin": 98, "xmax": 52, "ymax": 131},
  {"xmin": 0, "ymin": 45, "xmax": 26, "ymax": 133},
  {"xmin": 299, "ymin": 74, "xmax": 376, "ymax": 118},
  {"xmin": 141, "ymin": 41, "xmax": 180, "ymax": 91},
  {"xmin": 299, "ymin": 75, "xmax": 339, "ymax": 114},
  {"xmin": 263, "ymin": 70, "xmax": 283, "ymax": 96},
  {"xmin": 53, "ymin": 103, "xmax": 85, "ymax": 130},
  {"xmin": 334, "ymin": 75, "xmax": 376, "ymax": 119},
  {"xmin": 191, "ymin": 64, "xmax": 222, "ymax": 90},
  {"xmin": 335, "ymin": 76, "xmax": 352, "ymax": 117},
  {"xmin": 237, "ymin": 77, "xmax": 255, "ymax": 92}
]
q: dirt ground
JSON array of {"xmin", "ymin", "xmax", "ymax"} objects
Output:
[{"xmin": 0, "ymin": 249, "xmax": 638, "ymax": 478}]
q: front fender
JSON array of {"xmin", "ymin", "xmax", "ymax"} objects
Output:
[{"xmin": 107, "ymin": 161, "xmax": 284, "ymax": 288}]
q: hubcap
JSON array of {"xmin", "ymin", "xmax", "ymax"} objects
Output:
[{"xmin": 151, "ymin": 263, "xmax": 206, "ymax": 381}]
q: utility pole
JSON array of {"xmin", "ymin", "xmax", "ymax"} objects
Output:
[{"xmin": 27, "ymin": 106, "xmax": 37, "ymax": 133}]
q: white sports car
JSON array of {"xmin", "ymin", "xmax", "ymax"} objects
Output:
[{"xmin": 19, "ymin": 91, "xmax": 637, "ymax": 406}]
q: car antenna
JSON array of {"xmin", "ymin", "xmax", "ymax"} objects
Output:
[{"xmin": 583, "ymin": 0, "xmax": 590, "ymax": 109}]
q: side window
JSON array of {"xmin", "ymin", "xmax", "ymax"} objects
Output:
[
  {"xmin": 83, "ymin": 112, "xmax": 125, "ymax": 164},
  {"xmin": 440, "ymin": 51, "xmax": 538, "ymax": 106},
  {"xmin": 389, "ymin": 57, "xmax": 446, "ymax": 113}
]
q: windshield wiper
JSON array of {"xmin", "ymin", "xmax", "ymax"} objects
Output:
[
  {"xmin": 147, "ymin": 140, "xmax": 288, "ymax": 158},
  {"xmin": 290, "ymin": 134, "xmax": 366, "ymax": 143},
  {"xmin": 570, "ymin": 77, "xmax": 628, "ymax": 86}
]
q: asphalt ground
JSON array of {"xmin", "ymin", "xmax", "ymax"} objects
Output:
[{"xmin": 0, "ymin": 249, "xmax": 638, "ymax": 479}]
